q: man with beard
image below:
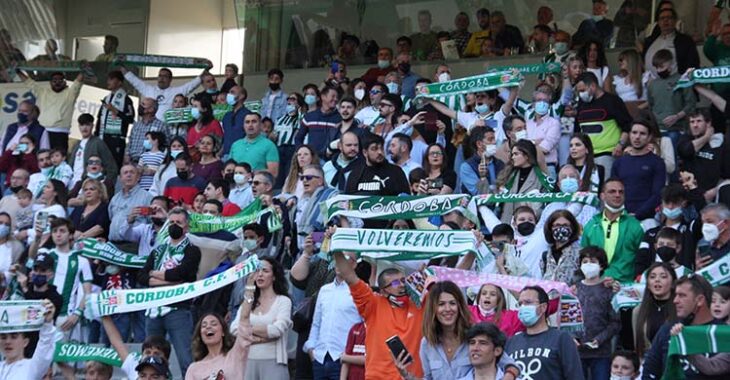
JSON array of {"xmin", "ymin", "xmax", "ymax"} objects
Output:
[
  {"xmin": 388, "ymin": 133, "xmax": 420, "ymax": 177},
  {"xmin": 323, "ymin": 131, "xmax": 362, "ymax": 191},
  {"xmin": 345, "ymin": 133, "xmax": 409, "ymax": 196}
]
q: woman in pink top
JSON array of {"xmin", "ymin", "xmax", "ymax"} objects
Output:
[
  {"xmin": 468, "ymin": 283, "xmax": 525, "ymax": 338},
  {"xmin": 185, "ymin": 273, "xmax": 256, "ymax": 379}
]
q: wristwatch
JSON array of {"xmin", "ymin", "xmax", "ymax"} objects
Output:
[{"xmin": 244, "ymin": 296, "xmax": 254, "ymax": 304}]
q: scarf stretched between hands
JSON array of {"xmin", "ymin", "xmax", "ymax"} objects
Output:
[
  {"xmin": 415, "ymin": 70, "xmax": 523, "ymax": 99},
  {"xmin": 14, "ymin": 60, "xmax": 95, "ymax": 78},
  {"xmin": 99, "ymin": 88, "xmax": 127, "ymax": 137},
  {"xmin": 487, "ymin": 62, "xmax": 562, "ymax": 76},
  {"xmin": 113, "ymin": 54, "xmax": 211, "ymax": 69},
  {"xmin": 328, "ymin": 228, "xmax": 478, "ymax": 261},
  {"xmin": 663, "ymin": 325, "xmax": 730, "ymax": 380},
  {"xmin": 84, "ymin": 255, "xmax": 260, "ymax": 319},
  {"xmin": 430, "ymin": 266, "xmax": 583, "ymax": 330},
  {"xmin": 469, "ymin": 191, "xmax": 599, "ymax": 207},
  {"xmin": 54, "ymin": 342, "xmax": 124, "ymax": 367},
  {"xmin": 674, "ymin": 66, "xmax": 730, "ymax": 90},
  {"xmin": 76, "ymin": 238, "xmax": 147, "ymax": 268},
  {"xmin": 0, "ymin": 300, "xmax": 46, "ymax": 333},
  {"xmin": 322, "ymin": 194, "xmax": 478, "ymax": 225},
  {"xmin": 164, "ymin": 107, "xmax": 193, "ymax": 124}
]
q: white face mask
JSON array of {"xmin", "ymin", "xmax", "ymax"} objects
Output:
[
  {"xmin": 702, "ymin": 222, "xmax": 722, "ymax": 242},
  {"xmin": 438, "ymin": 72, "xmax": 451, "ymax": 83},
  {"xmin": 604, "ymin": 203, "xmax": 625, "ymax": 213},
  {"xmin": 580, "ymin": 262, "xmax": 601, "ymax": 279},
  {"xmin": 579, "ymin": 90, "xmax": 593, "ymax": 103},
  {"xmin": 609, "ymin": 376, "xmax": 633, "ymax": 380},
  {"xmin": 485, "ymin": 144, "xmax": 497, "ymax": 157},
  {"xmin": 514, "ymin": 130, "xmax": 528, "ymax": 141},
  {"xmin": 354, "ymin": 88, "xmax": 365, "ymax": 101}
]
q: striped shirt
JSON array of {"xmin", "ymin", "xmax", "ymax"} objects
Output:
[
  {"xmin": 139, "ymin": 151, "xmax": 166, "ymax": 190},
  {"xmin": 274, "ymin": 113, "xmax": 303, "ymax": 146},
  {"xmin": 128, "ymin": 118, "xmax": 165, "ymax": 161},
  {"xmin": 41, "ymin": 248, "xmax": 93, "ymax": 315}
]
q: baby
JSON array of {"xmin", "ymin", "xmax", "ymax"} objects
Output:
[{"xmin": 14, "ymin": 188, "xmax": 34, "ymax": 230}]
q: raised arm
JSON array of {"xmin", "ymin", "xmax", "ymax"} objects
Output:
[
  {"xmin": 426, "ymin": 99, "xmax": 457, "ymax": 120},
  {"xmin": 695, "ymin": 84, "xmax": 727, "ymax": 113},
  {"xmin": 101, "ymin": 316, "xmax": 130, "ymax": 361},
  {"xmin": 28, "ymin": 300, "xmax": 61, "ymax": 380},
  {"xmin": 233, "ymin": 274, "xmax": 255, "ymax": 354}
]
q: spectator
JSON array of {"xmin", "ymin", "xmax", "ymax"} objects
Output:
[
  {"xmin": 638, "ymin": 227, "xmax": 693, "ymax": 280},
  {"xmin": 578, "ymin": 40, "xmax": 610, "ymax": 88},
  {"xmin": 648, "ymin": 49, "xmax": 695, "ymax": 148},
  {"xmin": 22, "ymin": 179, "xmax": 67, "ymax": 244},
  {"xmin": 95, "ymin": 35, "xmax": 118, "ymax": 62},
  {"xmin": 1, "ymin": 100, "xmax": 49, "ymax": 152},
  {"xmin": 606, "ymin": 49, "xmax": 648, "ymax": 109},
  {"xmin": 581, "ymin": 178, "xmax": 643, "ymax": 283},
  {"xmin": 0, "ymin": 133, "xmax": 39, "ymax": 189},
  {"xmin": 543, "ymin": 30, "xmax": 572, "ymax": 68},
  {"xmin": 164, "ymin": 153, "xmax": 207, "ymax": 207},
  {"xmin": 395, "ymin": 52, "xmax": 420, "ymax": 99},
  {"xmin": 346, "ymin": 133, "xmax": 409, "ymax": 196},
  {"xmin": 541, "ymin": 209, "xmax": 582, "ymax": 285},
  {"xmin": 525, "ymin": 84, "xmax": 562, "ymax": 175},
  {"xmin": 323, "ymin": 131, "xmax": 362, "ymax": 191},
  {"xmin": 197, "ymin": 71, "xmax": 218, "ymax": 98},
  {"xmin": 186, "ymin": 93, "xmax": 223, "ymax": 147},
  {"xmin": 121, "ymin": 65, "xmax": 207, "ymax": 121},
  {"xmin": 108, "ymin": 164, "xmax": 152, "ymax": 243},
  {"xmin": 610, "ymin": 350, "xmax": 641, "ymax": 380},
  {"xmin": 0, "ymin": 211, "xmax": 21, "ymax": 276},
  {"xmin": 220, "ymin": 63, "xmax": 239, "ymax": 94},
  {"xmin": 138, "ymin": 131, "xmax": 166, "ymax": 191},
  {"xmin": 272, "ymin": 93, "xmax": 304, "ymax": 187},
  {"xmin": 298, "ymin": 101, "xmax": 335, "ymax": 159},
  {"xmin": 409, "ymin": 10, "xmax": 437, "ymax": 61},
  {"xmin": 137, "ymin": 207, "xmax": 201, "ymax": 377},
  {"xmin": 415, "ymin": 143, "xmax": 456, "ymax": 195},
  {"xmin": 221, "ymin": 85, "xmax": 250, "ymax": 157},
  {"xmin": 643, "ymin": 7, "xmax": 699, "ymax": 76},
  {"xmin": 495, "ymin": 140, "xmax": 551, "ymax": 223},
  {"xmin": 303, "ymin": 83, "xmax": 321, "ymax": 113},
  {"xmin": 451, "ymin": 12, "xmax": 472, "ymax": 55},
  {"xmin": 573, "ymin": 247, "xmax": 621, "ymax": 380},
  {"xmin": 303, "ymin": 250, "xmax": 362, "ymax": 380},
  {"xmin": 332, "ymin": 249, "xmax": 425, "ymax": 379},
  {"xmin": 69, "ymin": 113, "xmax": 118, "ymax": 188},
  {"xmin": 537, "ymin": 6, "xmax": 557, "ymax": 31},
  {"xmin": 324, "ymin": 59, "xmax": 350, "ymax": 92},
  {"xmin": 361, "ymin": 48, "xmax": 394, "ymax": 87},
  {"xmin": 121, "ymin": 196, "xmax": 170, "ymax": 258},
  {"xmin": 642, "ymin": 275, "xmax": 719, "ymax": 379},
  {"xmin": 574, "ymin": 72, "xmax": 633, "ymax": 173},
  {"xmin": 204, "ymin": 178, "xmax": 241, "ymax": 217},
  {"xmin": 633, "ymin": 262, "xmax": 677, "ymax": 358},
  {"xmin": 341, "ymin": 321, "xmax": 366, "ymax": 380},
  {"xmin": 0, "ymin": 299, "xmax": 59, "ymax": 379},
  {"xmin": 389, "ymin": 133, "xmax": 420, "ymax": 178},
  {"xmin": 232, "ymin": 257, "xmax": 292, "ymax": 380},
  {"xmin": 337, "ymin": 34, "xmax": 363, "ymax": 66},
  {"xmin": 19, "ymin": 70, "xmax": 83, "ymax": 153},
  {"xmin": 149, "ymin": 136, "xmax": 189, "ymax": 197},
  {"xmin": 230, "ymin": 113, "xmax": 280, "ymax": 177},
  {"xmin": 429, "ymin": 86, "xmax": 518, "ymax": 140},
  {"xmin": 568, "ymin": 133, "xmax": 604, "ymax": 192},
  {"xmin": 192, "ymin": 134, "xmax": 223, "ymax": 180},
  {"xmin": 504, "ymin": 286, "xmax": 584, "ymax": 380},
  {"xmin": 229, "ymin": 162, "xmax": 254, "ymax": 209},
  {"xmin": 69, "ymin": 178, "xmax": 111, "ymax": 240},
  {"xmin": 166, "ymin": 94, "xmax": 191, "ymax": 142},
  {"xmin": 540, "ymin": 164, "xmax": 600, "ymax": 227},
  {"xmin": 456, "ymin": 323, "xmax": 510, "ymax": 380},
  {"xmin": 295, "ymin": 165, "xmax": 337, "ymax": 244},
  {"xmin": 529, "ymin": 25, "xmax": 553, "ymax": 54},
  {"xmin": 678, "ymin": 109, "xmax": 730, "ymax": 195},
  {"xmin": 27, "ymin": 149, "xmax": 52, "ymax": 198},
  {"xmin": 261, "ymin": 68, "xmax": 288, "ymax": 122},
  {"xmin": 494, "ymin": 115, "xmax": 528, "ymax": 165},
  {"xmin": 572, "ymin": 0, "xmax": 614, "ymax": 48},
  {"xmin": 696, "ymin": 203, "xmax": 730, "ymax": 270},
  {"xmin": 18, "ymin": 254, "xmax": 63, "ymax": 321},
  {"xmin": 96, "ymin": 70, "xmax": 135, "ymax": 164},
  {"xmin": 350, "ymin": 79, "xmax": 368, "ymax": 111},
  {"xmin": 125, "ymin": 97, "xmax": 164, "ymax": 165},
  {"xmin": 373, "ymin": 93, "xmax": 402, "ymax": 140},
  {"xmin": 489, "ymin": 11, "xmax": 525, "ymax": 55},
  {"xmin": 468, "ymin": 283, "xmax": 524, "ymax": 337},
  {"xmin": 355, "ymin": 82, "xmax": 388, "ymax": 127},
  {"xmin": 282, "ymin": 145, "xmax": 318, "ymax": 202},
  {"xmin": 329, "ymin": 96, "xmax": 366, "ymax": 155},
  {"xmin": 463, "ymin": 8, "xmax": 492, "ymax": 57},
  {"xmin": 48, "ymin": 148, "xmax": 73, "ymax": 188},
  {"xmin": 459, "ymin": 126, "xmax": 502, "ymax": 195},
  {"xmin": 611, "ymin": 121, "xmax": 666, "ymax": 222},
  {"xmin": 0, "ymin": 170, "xmax": 30, "ymax": 227}
]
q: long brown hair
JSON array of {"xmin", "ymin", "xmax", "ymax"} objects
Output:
[
  {"xmin": 567, "ymin": 133, "xmax": 597, "ymax": 192},
  {"xmin": 283, "ymin": 145, "xmax": 319, "ymax": 194},
  {"xmin": 191, "ymin": 312, "xmax": 235, "ymax": 361},
  {"xmin": 422, "ymin": 281, "xmax": 472, "ymax": 346},
  {"xmin": 475, "ymin": 283, "xmax": 507, "ymax": 325},
  {"xmin": 635, "ymin": 262, "xmax": 677, "ymax": 357},
  {"xmin": 618, "ymin": 49, "xmax": 644, "ymax": 99},
  {"xmin": 421, "ymin": 143, "xmax": 448, "ymax": 177},
  {"xmin": 495, "ymin": 139, "xmax": 538, "ymax": 189}
]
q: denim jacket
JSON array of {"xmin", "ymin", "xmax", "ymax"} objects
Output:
[{"xmin": 261, "ymin": 89, "xmax": 288, "ymax": 122}]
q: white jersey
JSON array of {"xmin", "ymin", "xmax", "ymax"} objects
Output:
[
  {"xmin": 0, "ymin": 323, "xmax": 60, "ymax": 380},
  {"xmin": 40, "ymin": 247, "xmax": 93, "ymax": 316}
]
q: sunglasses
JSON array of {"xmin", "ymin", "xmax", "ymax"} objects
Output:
[
  {"xmin": 370, "ymin": 89, "xmax": 383, "ymax": 95},
  {"xmin": 87, "ymin": 160, "xmax": 102, "ymax": 165},
  {"xmin": 299, "ymin": 174, "xmax": 321, "ymax": 181},
  {"xmin": 384, "ymin": 278, "xmax": 406, "ymax": 289}
]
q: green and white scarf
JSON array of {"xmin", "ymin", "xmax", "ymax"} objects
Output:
[
  {"xmin": 502, "ymin": 166, "xmax": 556, "ymax": 193},
  {"xmin": 487, "ymin": 62, "xmax": 562, "ymax": 76},
  {"xmin": 663, "ymin": 325, "xmax": 730, "ymax": 380},
  {"xmin": 164, "ymin": 107, "xmax": 193, "ymax": 124},
  {"xmin": 85, "ymin": 255, "xmax": 260, "ymax": 319},
  {"xmin": 99, "ymin": 88, "xmax": 127, "ymax": 137},
  {"xmin": 675, "ymin": 66, "xmax": 730, "ymax": 90},
  {"xmin": 54, "ymin": 342, "xmax": 123, "ymax": 367},
  {"xmin": 329, "ymin": 228, "xmax": 477, "ymax": 261},
  {"xmin": 0, "ymin": 300, "xmax": 46, "ymax": 333},
  {"xmin": 244, "ymin": 100, "xmax": 263, "ymax": 114},
  {"xmin": 469, "ymin": 191, "xmax": 599, "ymax": 207},
  {"xmin": 415, "ymin": 70, "xmax": 523, "ymax": 99},
  {"xmin": 213, "ymin": 104, "xmax": 232, "ymax": 120},
  {"xmin": 76, "ymin": 238, "xmax": 147, "ymax": 268},
  {"xmin": 15, "ymin": 60, "xmax": 96, "ymax": 78},
  {"xmin": 113, "ymin": 54, "xmax": 211, "ymax": 69},
  {"xmin": 322, "ymin": 194, "xmax": 477, "ymax": 225}
]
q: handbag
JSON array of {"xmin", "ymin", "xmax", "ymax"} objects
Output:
[{"xmin": 291, "ymin": 296, "xmax": 314, "ymax": 333}]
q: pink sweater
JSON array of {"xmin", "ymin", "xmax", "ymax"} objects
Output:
[
  {"xmin": 468, "ymin": 305, "xmax": 525, "ymax": 338},
  {"xmin": 184, "ymin": 320, "xmax": 253, "ymax": 380}
]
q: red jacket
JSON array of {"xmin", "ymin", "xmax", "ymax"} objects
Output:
[{"xmin": 0, "ymin": 150, "xmax": 39, "ymax": 185}]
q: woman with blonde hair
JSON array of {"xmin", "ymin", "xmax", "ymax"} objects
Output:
[
  {"xmin": 69, "ymin": 178, "xmax": 110, "ymax": 240},
  {"xmin": 607, "ymin": 49, "xmax": 648, "ymax": 102}
]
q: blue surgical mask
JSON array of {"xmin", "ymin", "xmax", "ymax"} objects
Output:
[
  {"xmin": 386, "ymin": 82, "xmax": 399, "ymax": 94},
  {"xmin": 304, "ymin": 94, "xmax": 317, "ymax": 106},
  {"xmin": 475, "ymin": 103, "xmax": 490, "ymax": 114},
  {"xmin": 41, "ymin": 167, "xmax": 53, "ymax": 175},
  {"xmin": 560, "ymin": 177, "xmax": 579, "ymax": 193},
  {"xmin": 234, "ymin": 173, "xmax": 247, "ymax": 185},
  {"xmin": 0, "ymin": 224, "xmax": 9, "ymax": 238},
  {"xmin": 377, "ymin": 59, "xmax": 391, "ymax": 69},
  {"xmin": 242, "ymin": 239, "xmax": 258, "ymax": 251},
  {"xmin": 31, "ymin": 274, "xmax": 48, "ymax": 287},
  {"xmin": 190, "ymin": 107, "xmax": 202, "ymax": 120},
  {"xmin": 554, "ymin": 42, "xmax": 569, "ymax": 55},
  {"xmin": 226, "ymin": 93, "xmax": 237, "ymax": 106},
  {"xmin": 285, "ymin": 104, "xmax": 297, "ymax": 114},
  {"xmin": 592, "ymin": 15, "xmax": 604, "ymax": 22},
  {"xmin": 518, "ymin": 304, "xmax": 540, "ymax": 326},
  {"xmin": 206, "ymin": 88, "xmax": 217, "ymax": 94},
  {"xmin": 16, "ymin": 143, "xmax": 28, "ymax": 153},
  {"xmin": 87, "ymin": 172, "xmax": 103, "ymax": 179},
  {"xmin": 534, "ymin": 101, "xmax": 550, "ymax": 116},
  {"xmin": 170, "ymin": 149, "xmax": 183, "ymax": 159},
  {"xmin": 143, "ymin": 140, "xmax": 152, "ymax": 150},
  {"xmin": 662, "ymin": 207, "xmax": 683, "ymax": 220}
]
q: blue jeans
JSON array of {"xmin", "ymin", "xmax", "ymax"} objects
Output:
[
  {"xmin": 582, "ymin": 357, "xmax": 611, "ymax": 380},
  {"xmin": 146, "ymin": 309, "xmax": 193, "ymax": 377},
  {"xmin": 312, "ymin": 353, "xmax": 341, "ymax": 380}
]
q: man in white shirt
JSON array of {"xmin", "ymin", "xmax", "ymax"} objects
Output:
[
  {"xmin": 355, "ymin": 82, "xmax": 388, "ymax": 127},
  {"xmin": 304, "ymin": 251, "xmax": 362, "ymax": 378},
  {"xmin": 388, "ymin": 133, "xmax": 421, "ymax": 178},
  {"xmin": 27, "ymin": 149, "xmax": 53, "ymax": 199}
]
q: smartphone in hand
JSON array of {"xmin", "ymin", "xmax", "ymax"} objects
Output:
[{"xmin": 386, "ymin": 335, "xmax": 413, "ymax": 364}]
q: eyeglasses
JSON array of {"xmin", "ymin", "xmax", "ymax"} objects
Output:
[
  {"xmin": 379, "ymin": 102, "xmax": 394, "ymax": 108},
  {"xmin": 87, "ymin": 160, "xmax": 102, "ymax": 165},
  {"xmin": 299, "ymin": 174, "xmax": 321, "ymax": 181},
  {"xmin": 370, "ymin": 89, "xmax": 383, "ymax": 95},
  {"xmin": 383, "ymin": 278, "xmax": 406, "ymax": 289},
  {"xmin": 429, "ymin": 151, "xmax": 444, "ymax": 156}
]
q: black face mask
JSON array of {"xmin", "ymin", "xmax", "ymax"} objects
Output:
[
  {"xmin": 224, "ymin": 173, "xmax": 234, "ymax": 183},
  {"xmin": 151, "ymin": 217, "xmax": 166, "ymax": 227},
  {"xmin": 269, "ymin": 82, "xmax": 281, "ymax": 91},
  {"xmin": 168, "ymin": 223, "xmax": 184, "ymax": 240},
  {"xmin": 516, "ymin": 222, "xmax": 536, "ymax": 236},
  {"xmin": 657, "ymin": 70, "xmax": 671, "ymax": 79},
  {"xmin": 9, "ymin": 186, "xmax": 23, "ymax": 194},
  {"xmin": 177, "ymin": 170, "xmax": 189, "ymax": 180},
  {"xmin": 656, "ymin": 246, "xmax": 677, "ymax": 262},
  {"xmin": 398, "ymin": 62, "xmax": 411, "ymax": 73}
]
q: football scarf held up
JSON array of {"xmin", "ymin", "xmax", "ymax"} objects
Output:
[
  {"xmin": 15, "ymin": 60, "xmax": 96, "ymax": 78},
  {"xmin": 54, "ymin": 342, "xmax": 123, "ymax": 367},
  {"xmin": 487, "ymin": 62, "xmax": 562, "ymax": 76},
  {"xmin": 113, "ymin": 54, "xmax": 211, "ymax": 69},
  {"xmin": 415, "ymin": 70, "xmax": 523, "ymax": 99},
  {"xmin": 469, "ymin": 191, "xmax": 600, "ymax": 207},
  {"xmin": 164, "ymin": 107, "xmax": 193, "ymax": 124},
  {"xmin": 84, "ymin": 255, "xmax": 260, "ymax": 319},
  {"xmin": 0, "ymin": 300, "xmax": 47, "ymax": 333},
  {"xmin": 663, "ymin": 325, "xmax": 730, "ymax": 380},
  {"xmin": 322, "ymin": 194, "xmax": 478, "ymax": 225},
  {"xmin": 675, "ymin": 66, "xmax": 730, "ymax": 90},
  {"xmin": 328, "ymin": 228, "xmax": 478, "ymax": 260},
  {"xmin": 76, "ymin": 238, "xmax": 147, "ymax": 268}
]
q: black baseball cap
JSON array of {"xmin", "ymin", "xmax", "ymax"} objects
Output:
[
  {"xmin": 33, "ymin": 254, "xmax": 55, "ymax": 271},
  {"xmin": 135, "ymin": 355, "xmax": 169, "ymax": 377}
]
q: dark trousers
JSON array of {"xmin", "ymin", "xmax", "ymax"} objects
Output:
[
  {"xmin": 312, "ymin": 353, "xmax": 341, "ymax": 380},
  {"xmin": 276, "ymin": 145, "xmax": 296, "ymax": 189},
  {"xmin": 581, "ymin": 357, "xmax": 611, "ymax": 380},
  {"xmin": 48, "ymin": 131, "xmax": 69, "ymax": 154},
  {"xmin": 294, "ymin": 327, "xmax": 314, "ymax": 379},
  {"xmin": 103, "ymin": 136, "xmax": 126, "ymax": 168}
]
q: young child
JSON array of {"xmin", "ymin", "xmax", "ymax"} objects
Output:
[
  {"xmin": 14, "ymin": 188, "xmax": 34, "ymax": 230},
  {"xmin": 469, "ymin": 283, "xmax": 525, "ymax": 338},
  {"xmin": 574, "ymin": 246, "xmax": 621, "ymax": 380},
  {"xmin": 639, "ymin": 227, "xmax": 692, "ymax": 282},
  {"xmin": 49, "ymin": 148, "xmax": 73, "ymax": 188},
  {"xmin": 341, "ymin": 321, "xmax": 366, "ymax": 380},
  {"xmin": 711, "ymin": 285, "xmax": 730, "ymax": 322},
  {"xmin": 610, "ymin": 350, "xmax": 640, "ymax": 380},
  {"xmin": 84, "ymin": 360, "xmax": 112, "ymax": 380},
  {"xmin": 139, "ymin": 131, "xmax": 166, "ymax": 191}
]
